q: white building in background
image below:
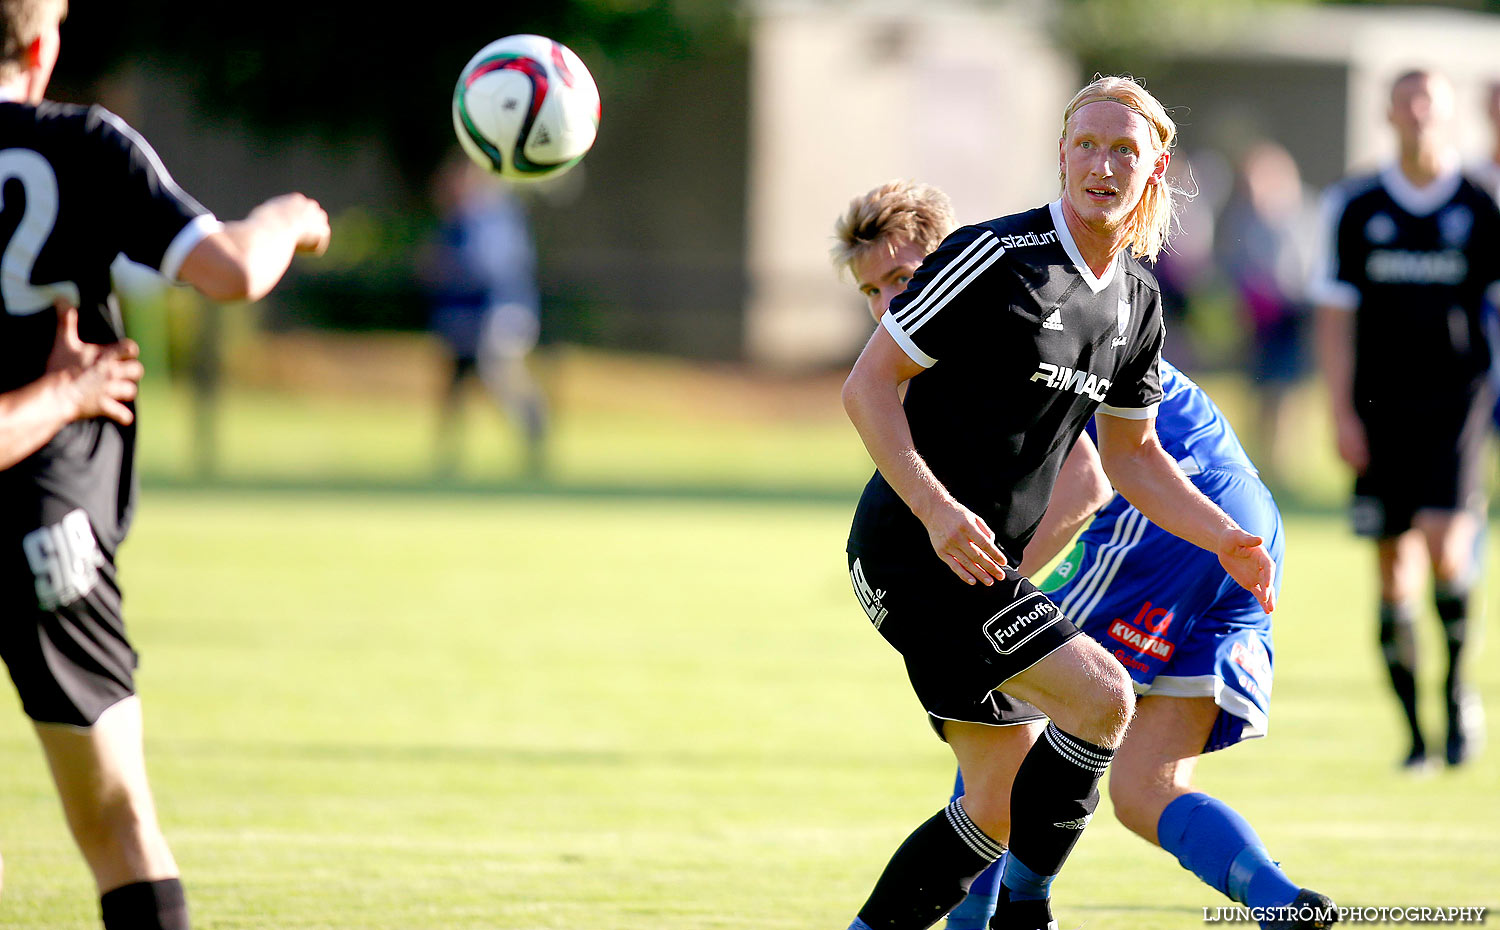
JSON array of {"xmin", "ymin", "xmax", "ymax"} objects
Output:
[
  {"xmin": 744, "ymin": 1, "xmax": 1073, "ymax": 369},
  {"xmin": 743, "ymin": 0, "xmax": 1500, "ymax": 369}
]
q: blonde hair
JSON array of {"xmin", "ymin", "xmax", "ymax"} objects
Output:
[
  {"xmin": 1060, "ymin": 75, "xmax": 1180, "ymax": 262},
  {"xmin": 831, "ymin": 180, "xmax": 957, "ymax": 275}
]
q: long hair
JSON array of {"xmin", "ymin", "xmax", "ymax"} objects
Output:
[
  {"xmin": 1060, "ymin": 75, "xmax": 1180, "ymax": 262},
  {"xmin": 830, "ymin": 180, "xmax": 957, "ymax": 275}
]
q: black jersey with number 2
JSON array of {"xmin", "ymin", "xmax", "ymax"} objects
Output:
[
  {"xmin": 848, "ymin": 200, "xmax": 1166, "ymax": 565},
  {"xmin": 0, "ymin": 100, "xmax": 218, "ymax": 553}
]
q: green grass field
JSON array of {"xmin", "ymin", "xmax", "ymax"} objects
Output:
[{"xmin": 1, "ymin": 490, "xmax": 1497, "ymax": 929}]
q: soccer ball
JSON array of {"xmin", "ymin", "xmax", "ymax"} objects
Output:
[{"xmin": 451, "ymin": 34, "xmax": 601, "ymax": 182}]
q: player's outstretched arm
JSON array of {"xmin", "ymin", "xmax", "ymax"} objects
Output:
[
  {"xmin": 0, "ymin": 304, "xmax": 144, "ymax": 470},
  {"xmin": 1016, "ymin": 433, "xmax": 1113, "ymax": 577},
  {"xmin": 177, "ymin": 193, "xmax": 331, "ymax": 302},
  {"xmin": 1096, "ymin": 413, "xmax": 1275, "ymax": 613},
  {"xmin": 842, "ymin": 325, "xmax": 1009, "ymax": 586}
]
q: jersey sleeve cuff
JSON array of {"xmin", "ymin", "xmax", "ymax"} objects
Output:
[
  {"xmin": 881, "ymin": 311, "xmax": 936, "ymax": 368},
  {"xmin": 1098, "ymin": 402, "xmax": 1160, "ymax": 420},
  {"xmin": 1308, "ymin": 278, "xmax": 1359, "ymax": 311},
  {"xmin": 159, "ymin": 214, "xmax": 224, "ymax": 283}
]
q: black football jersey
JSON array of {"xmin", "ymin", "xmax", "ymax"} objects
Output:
[
  {"xmin": 0, "ymin": 100, "xmax": 218, "ymax": 553},
  {"xmin": 1310, "ymin": 164, "xmax": 1500, "ymax": 411},
  {"xmin": 848, "ymin": 201, "xmax": 1166, "ymax": 564}
]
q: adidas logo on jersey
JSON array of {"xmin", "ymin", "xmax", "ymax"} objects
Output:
[
  {"xmin": 1030, "ymin": 362, "xmax": 1112, "ymax": 402},
  {"xmin": 998, "ymin": 229, "xmax": 1059, "ymax": 249},
  {"xmin": 1043, "ymin": 309, "xmax": 1064, "ymax": 330}
]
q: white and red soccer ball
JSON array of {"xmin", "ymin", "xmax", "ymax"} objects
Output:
[{"xmin": 451, "ymin": 34, "xmax": 601, "ymax": 182}]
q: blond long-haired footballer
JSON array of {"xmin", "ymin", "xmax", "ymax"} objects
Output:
[
  {"xmin": 836, "ymin": 76, "xmax": 1281, "ymax": 930},
  {"xmin": 832, "ymin": 161, "xmax": 1334, "ymax": 930}
]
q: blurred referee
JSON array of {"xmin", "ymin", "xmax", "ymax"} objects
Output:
[
  {"xmin": 0, "ymin": 3, "xmax": 329, "ymax": 927},
  {"xmin": 839, "ymin": 75, "xmax": 1276, "ymax": 930},
  {"xmin": 1312, "ymin": 69, "xmax": 1500, "ymax": 771}
]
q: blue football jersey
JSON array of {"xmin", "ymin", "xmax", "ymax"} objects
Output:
[{"xmin": 1087, "ymin": 359, "xmax": 1256, "ymax": 475}]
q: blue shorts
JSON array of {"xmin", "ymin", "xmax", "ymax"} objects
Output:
[{"xmin": 1038, "ymin": 466, "xmax": 1284, "ymax": 753}]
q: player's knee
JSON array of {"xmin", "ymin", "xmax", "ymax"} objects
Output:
[
  {"xmin": 1099, "ymin": 664, "xmax": 1136, "ymax": 747},
  {"xmin": 957, "ymin": 792, "xmax": 1011, "ymax": 843},
  {"xmin": 1075, "ymin": 656, "xmax": 1135, "ymax": 748},
  {"xmin": 1106, "ymin": 774, "xmax": 1165, "ymax": 841},
  {"xmin": 1106, "ymin": 779, "xmax": 1148, "ymax": 837}
]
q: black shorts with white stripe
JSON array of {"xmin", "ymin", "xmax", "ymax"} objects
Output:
[
  {"xmin": 847, "ymin": 550, "xmax": 1078, "ymax": 739},
  {"xmin": 1, "ymin": 508, "xmax": 136, "ymax": 727}
]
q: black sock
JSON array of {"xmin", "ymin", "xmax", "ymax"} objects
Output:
[
  {"xmin": 1379, "ymin": 601, "xmax": 1423, "ymax": 753},
  {"xmin": 855, "ymin": 799, "xmax": 1006, "ymax": 930},
  {"xmin": 101, "ymin": 878, "xmax": 189, "ymax": 930},
  {"xmin": 1434, "ymin": 583, "xmax": 1471, "ymax": 722},
  {"xmin": 1004, "ymin": 723, "xmax": 1113, "ymax": 893}
]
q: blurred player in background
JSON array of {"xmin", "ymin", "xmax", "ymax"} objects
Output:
[
  {"xmin": 1313, "ymin": 69, "xmax": 1500, "ymax": 770},
  {"xmin": 1476, "ymin": 81, "xmax": 1500, "ymax": 432},
  {"xmin": 0, "ymin": 2, "xmax": 330, "ymax": 926},
  {"xmin": 1472, "ymin": 79, "xmax": 1500, "ymax": 198},
  {"xmin": 422, "ymin": 153, "xmax": 548, "ymax": 478},
  {"xmin": 835, "ymin": 181, "xmax": 1332, "ymax": 930},
  {"xmin": 1216, "ymin": 142, "xmax": 1315, "ymax": 487},
  {"xmin": 836, "ymin": 76, "xmax": 1277, "ymax": 930}
]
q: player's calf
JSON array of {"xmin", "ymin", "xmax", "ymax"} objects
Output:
[
  {"xmin": 848, "ymin": 799, "xmax": 1006, "ymax": 930},
  {"xmin": 1377, "ymin": 601, "xmax": 1425, "ymax": 767},
  {"xmin": 1433, "ymin": 580, "xmax": 1482, "ymax": 766}
]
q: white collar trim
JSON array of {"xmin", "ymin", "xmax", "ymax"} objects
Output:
[
  {"xmin": 1379, "ymin": 160, "xmax": 1462, "ymax": 217},
  {"xmin": 1049, "ymin": 199, "xmax": 1118, "ymax": 294}
]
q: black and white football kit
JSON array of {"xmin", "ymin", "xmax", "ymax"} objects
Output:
[
  {"xmin": 846, "ymin": 200, "xmax": 1165, "ymax": 736},
  {"xmin": 0, "ymin": 100, "xmax": 220, "ymax": 726},
  {"xmin": 1310, "ymin": 164, "xmax": 1500, "ymax": 537}
]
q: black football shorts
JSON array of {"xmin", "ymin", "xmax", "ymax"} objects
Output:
[
  {"xmin": 848, "ymin": 550, "xmax": 1078, "ymax": 739},
  {"xmin": 1352, "ymin": 388, "xmax": 1490, "ymax": 538},
  {"xmin": 1, "ymin": 507, "xmax": 136, "ymax": 727}
]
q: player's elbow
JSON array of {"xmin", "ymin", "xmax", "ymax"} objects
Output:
[
  {"xmin": 193, "ymin": 263, "xmax": 255, "ymax": 302},
  {"xmin": 1080, "ymin": 465, "xmax": 1114, "ymax": 514},
  {"xmin": 1098, "ymin": 447, "xmax": 1163, "ymax": 508},
  {"xmin": 177, "ymin": 233, "xmax": 256, "ymax": 302},
  {"xmin": 840, "ymin": 371, "xmax": 865, "ymax": 420},
  {"xmin": 1065, "ymin": 444, "xmax": 1114, "ymax": 513}
]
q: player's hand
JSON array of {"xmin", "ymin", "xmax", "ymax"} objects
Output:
[
  {"xmin": 922, "ymin": 498, "xmax": 1010, "ymax": 586},
  {"xmin": 1334, "ymin": 411, "xmax": 1368, "ymax": 474},
  {"xmin": 46, "ymin": 302, "xmax": 143, "ymax": 426},
  {"xmin": 1216, "ymin": 526, "xmax": 1275, "ymax": 614},
  {"xmin": 256, "ymin": 193, "xmax": 331, "ymax": 256}
]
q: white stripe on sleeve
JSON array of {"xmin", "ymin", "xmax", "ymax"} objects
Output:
[
  {"xmin": 881, "ymin": 311, "xmax": 937, "ymax": 368},
  {"xmin": 159, "ymin": 213, "xmax": 224, "ymax": 283},
  {"xmin": 1307, "ymin": 185, "xmax": 1359, "ymax": 311}
]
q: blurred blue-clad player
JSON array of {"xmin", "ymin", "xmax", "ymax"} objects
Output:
[{"xmin": 833, "ymin": 181, "xmax": 1335, "ymax": 930}]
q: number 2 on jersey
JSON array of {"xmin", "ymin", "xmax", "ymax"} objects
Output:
[{"xmin": 0, "ymin": 148, "xmax": 80, "ymax": 315}]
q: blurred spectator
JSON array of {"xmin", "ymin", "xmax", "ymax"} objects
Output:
[
  {"xmin": 420, "ymin": 154, "xmax": 548, "ymax": 477},
  {"xmin": 1215, "ymin": 142, "xmax": 1315, "ymax": 485},
  {"xmin": 1148, "ymin": 148, "xmax": 1228, "ymax": 370},
  {"xmin": 1473, "ymin": 79, "xmax": 1500, "ymax": 198}
]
